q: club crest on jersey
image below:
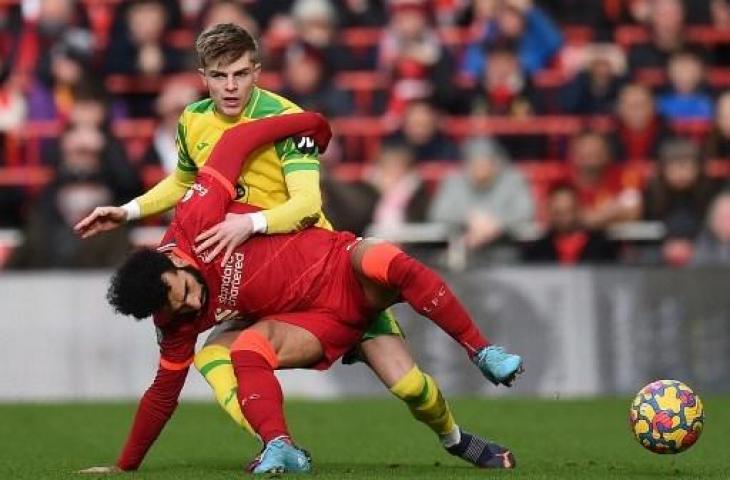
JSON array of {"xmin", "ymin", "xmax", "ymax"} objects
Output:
[{"xmin": 182, "ymin": 183, "xmax": 209, "ymax": 202}]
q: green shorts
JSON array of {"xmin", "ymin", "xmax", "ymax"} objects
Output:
[{"xmin": 342, "ymin": 308, "xmax": 405, "ymax": 364}]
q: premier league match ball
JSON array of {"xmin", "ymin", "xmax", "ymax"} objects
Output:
[{"xmin": 629, "ymin": 379, "xmax": 704, "ymax": 454}]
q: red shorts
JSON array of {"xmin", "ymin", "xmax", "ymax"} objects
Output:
[{"xmin": 264, "ymin": 234, "xmax": 374, "ymax": 370}]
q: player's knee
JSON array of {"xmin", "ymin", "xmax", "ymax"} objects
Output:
[
  {"xmin": 193, "ymin": 344, "xmax": 230, "ymax": 374},
  {"xmin": 231, "ymin": 328, "xmax": 279, "ymax": 369},
  {"xmin": 389, "ymin": 365, "xmax": 429, "ymax": 403},
  {"xmin": 356, "ymin": 240, "xmax": 404, "ymax": 284}
]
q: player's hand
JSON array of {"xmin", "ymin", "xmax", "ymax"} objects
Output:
[
  {"xmin": 76, "ymin": 465, "xmax": 123, "ymax": 474},
  {"xmin": 74, "ymin": 206, "xmax": 128, "ymax": 239},
  {"xmin": 195, "ymin": 213, "xmax": 254, "ymax": 266}
]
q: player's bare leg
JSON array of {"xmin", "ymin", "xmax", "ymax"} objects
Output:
[{"xmin": 226, "ymin": 319, "xmax": 320, "ymax": 474}]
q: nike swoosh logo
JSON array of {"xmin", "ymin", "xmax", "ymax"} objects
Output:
[{"xmin": 196, "ymin": 142, "xmax": 209, "ymax": 151}]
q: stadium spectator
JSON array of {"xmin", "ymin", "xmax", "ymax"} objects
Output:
[
  {"xmin": 453, "ymin": 0, "xmax": 498, "ymax": 30},
  {"xmin": 335, "ymin": 0, "xmax": 387, "ymax": 27},
  {"xmin": 6, "ymin": 126, "xmax": 135, "ymax": 269},
  {"xmin": 711, "ymin": 0, "xmax": 730, "ymax": 66},
  {"xmin": 469, "ymin": 41, "xmax": 539, "ymax": 117},
  {"xmin": 321, "ymin": 174, "xmax": 378, "ymax": 235},
  {"xmin": 705, "ymin": 90, "xmax": 730, "ymax": 159},
  {"xmin": 287, "ymin": 0, "xmax": 356, "ymax": 71},
  {"xmin": 468, "ymin": 40, "xmax": 545, "ymax": 158},
  {"xmin": 693, "ymin": 190, "xmax": 730, "ymax": 265},
  {"xmin": 0, "ymin": 48, "xmax": 26, "ymax": 227},
  {"xmin": 26, "ymin": 37, "xmax": 93, "ymax": 121},
  {"xmin": 6, "ymin": 169, "xmax": 131, "ymax": 269},
  {"xmin": 280, "ymin": 43, "xmax": 354, "ymax": 117},
  {"xmin": 642, "ymin": 138, "xmax": 720, "ymax": 266},
  {"xmin": 523, "ymin": 183, "xmax": 618, "ymax": 264},
  {"xmin": 378, "ymin": 0, "xmax": 456, "ymax": 115},
  {"xmin": 47, "ymin": 122, "xmax": 141, "ymax": 204},
  {"xmin": 198, "ymin": 0, "xmax": 260, "ymax": 36},
  {"xmin": 627, "ymin": 0, "xmax": 692, "ymax": 70},
  {"xmin": 104, "ymin": 0, "xmax": 186, "ymax": 76},
  {"xmin": 428, "ymin": 137, "xmax": 534, "ymax": 250},
  {"xmin": 609, "ymin": 83, "xmax": 673, "ymax": 163},
  {"xmin": 560, "ymin": 45, "xmax": 627, "ymax": 116},
  {"xmin": 539, "ymin": 0, "xmax": 620, "ymax": 39},
  {"xmin": 142, "ymin": 80, "xmax": 200, "ymax": 173},
  {"xmin": 565, "ymin": 130, "xmax": 642, "ymax": 229},
  {"xmin": 461, "ymin": 0, "xmax": 562, "ymax": 79},
  {"xmin": 0, "ymin": 53, "xmax": 25, "ymax": 143},
  {"xmin": 13, "ymin": 0, "xmax": 92, "ymax": 81},
  {"xmin": 385, "ymin": 99, "xmax": 460, "ymax": 162},
  {"xmin": 657, "ymin": 50, "xmax": 714, "ymax": 122},
  {"xmin": 367, "ymin": 139, "xmax": 430, "ymax": 228}
]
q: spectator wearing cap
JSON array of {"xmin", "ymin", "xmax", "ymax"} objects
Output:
[
  {"xmin": 281, "ymin": 43, "xmax": 354, "ymax": 117},
  {"xmin": 609, "ymin": 83, "xmax": 673, "ymax": 163},
  {"xmin": 523, "ymin": 184, "xmax": 618, "ymax": 264},
  {"xmin": 705, "ymin": 91, "xmax": 730, "ymax": 159},
  {"xmin": 642, "ymin": 138, "xmax": 720, "ymax": 266},
  {"xmin": 657, "ymin": 50, "xmax": 714, "ymax": 121},
  {"xmin": 385, "ymin": 99, "xmax": 460, "ymax": 162},
  {"xmin": 378, "ymin": 0, "xmax": 456, "ymax": 115},
  {"xmin": 428, "ymin": 137, "xmax": 534, "ymax": 250},
  {"xmin": 461, "ymin": 0, "xmax": 562, "ymax": 79}
]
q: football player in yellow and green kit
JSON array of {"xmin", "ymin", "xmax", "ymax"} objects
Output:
[{"xmin": 75, "ymin": 23, "xmax": 520, "ymax": 469}]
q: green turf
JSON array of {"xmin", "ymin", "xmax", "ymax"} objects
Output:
[{"xmin": 1, "ymin": 397, "xmax": 728, "ymax": 479}]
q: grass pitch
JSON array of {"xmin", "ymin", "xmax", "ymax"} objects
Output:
[{"xmin": 1, "ymin": 397, "xmax": 728, "ymax": 479}]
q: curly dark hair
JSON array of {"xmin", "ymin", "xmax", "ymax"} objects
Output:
[{"xmin": 107, "ymin": 248, "xmax": 176, "ymax": 319}]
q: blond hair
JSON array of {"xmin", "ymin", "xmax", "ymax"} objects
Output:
[{"xmin": 195, "ymin": 23, "xmax": 259, "ymax": 68}]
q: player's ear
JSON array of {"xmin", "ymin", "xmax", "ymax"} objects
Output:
[
  {"xmin": 252, "ymin": 63, "xmax": 261, "ymax": 83},
  {"xmin": 198, "ymin": 68, "xmax": 207, "ymax": 87}
]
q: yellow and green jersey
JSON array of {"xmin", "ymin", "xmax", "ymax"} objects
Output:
[{"xmin": 135, "ymin": 86, "xmax": 332, "ymax": 233}]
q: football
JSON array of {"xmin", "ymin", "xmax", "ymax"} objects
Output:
[{"xmin": 629, "ymin": 379, "xmax": 704, "ymax": 454}]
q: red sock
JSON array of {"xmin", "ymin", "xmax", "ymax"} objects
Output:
[
  {"xmin": 362, "ymin": 244, "xmax": 489, "ymax": 357},
  {"xmin": 231, "ymin": 350, "xmax": 289, "ymax": 443}
]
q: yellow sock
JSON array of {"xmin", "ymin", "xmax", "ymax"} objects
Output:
[
  {"xmin": 390, "ymin": 365, "xmax": 456, "ymax": 437},
  {"xmin": 194, "ymin": 344, "xmax": 255, "ymax": 437}
]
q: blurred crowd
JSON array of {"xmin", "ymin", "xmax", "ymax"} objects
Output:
[{"xmin": 2, "ymin": 0, "xmax": 730, "ymax": 269}]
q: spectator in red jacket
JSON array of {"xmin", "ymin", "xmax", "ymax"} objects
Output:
[
  {"xmin": 566, "ymin": 130, "xmax": 642, "ymax": 229},
  {"xmin": 523, "ymin": 183, "xmax": 618, "ymax": 264}
]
